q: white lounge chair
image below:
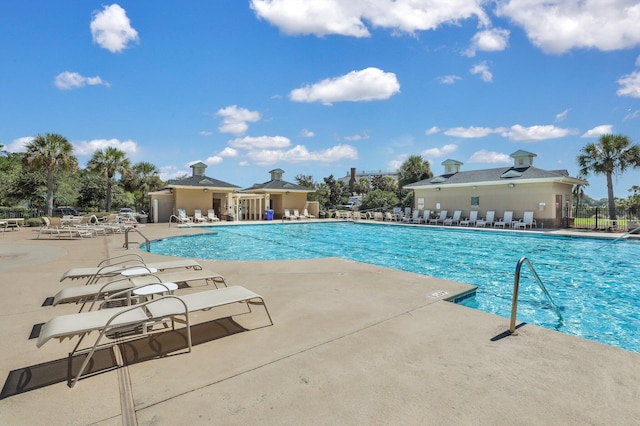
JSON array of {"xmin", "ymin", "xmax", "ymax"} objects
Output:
[
  {"xmin": 460, "ymin": 211, "xmax": 478, "ymax": 227},
  {"xmin": 177, "ymin": 208, "xmax": 193, "ymax": 223},
  {"xmin": 444, "ymin": 210, "xmax": 462, "ymax": 226},
  {"xmin": 34, "ymin": 217, "xmax": 61, "ymax": 239},
  {"xmin": 283, "ymin": 209, "xmax": 296, "ymax": 220},
  {"xmin": 36, "ymin": 286, "xmax": 273, "ymax": 387},
  {"xmin": 495, "ymin": 211, "xmax": 514, "ymax": 228},
  {"xmin": 429, "ymin": 210, "xmax": 448, "ymax": 225},
  {"xmin": 476, "ymin": 211, "xmax": 495, "ymax": 227},
  {"xmin": 419, "ymin": 210, "xmax": 432, "ymax": 224},
  {"xmin": 293, "ymin": 209, "xmax": 304, "ymax": 220},
  {"xmin": 52, "ymin": 269, "xmax": 227, "ymax": 311},
  {"xmin": 59, "ymin": 254, "xmax": 202, "ymax": 284},
  {"xmin": 404, "ymin": 210, "xmax": 420, "ymax": 223},
  {"xmin": 303, "ymin": 208, "xmax": 315, "ymax": 219},
  {"xmin": 207, "ymin": 209, "xmax": 220, "ymax": 222},
  {"xmin": 515, "ymin": 211, "xmax": 537, "ymax": 229},
  {"xmin": 193, "ymin": 209, "xmax": 207, "ymax": 222}
]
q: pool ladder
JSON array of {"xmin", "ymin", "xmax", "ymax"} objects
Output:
[
  {"xmin": 509, "ymin": 257, "xmax": 563, "ymax": 335},
  {"xmin": 123, "ymin": 227, "xmax": 151, "ymax": 252}
]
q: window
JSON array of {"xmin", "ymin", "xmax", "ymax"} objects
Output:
[{"xmin": 471, "ymin": 196, "xmax": 479, "ymax": 206}]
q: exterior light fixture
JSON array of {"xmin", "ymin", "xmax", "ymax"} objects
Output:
[
  {"xmin": 508, "ymin": 183, "xmax": 515, "ymax": 188},
  {"xmin": 436, "ymin": 187, "xmax": 441, "ymax": 191},
  {"xmin": 203, "ymin": 188, "xmax": 208, "ymax": 193},
  {"xmin": 472, "ymin": 186, "xmax": 478, "ymax": 190}
]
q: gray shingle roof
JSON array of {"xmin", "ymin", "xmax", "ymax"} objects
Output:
[
  {"xmin": 404, "ymin": 166, "xmax": 573, "ymax": 188},
  {"xmin": 242, "ymin": 179, "xmax": 313, "ymax": 192},
  {"xmin": 167, "ymin": 175, "xmax": 241, "ymax": 189}
]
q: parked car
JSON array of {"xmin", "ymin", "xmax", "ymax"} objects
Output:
[{"xmin": 53, "ymin": 206, "xmax": 79, "ymax": 216}]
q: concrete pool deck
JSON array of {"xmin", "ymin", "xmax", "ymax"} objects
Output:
[{"xmin": 0, "ymin": 222, "xmax": 638, "ymax": 425}]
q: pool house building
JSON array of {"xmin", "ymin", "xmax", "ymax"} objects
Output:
[
  {"xmin": 149, "ymin": 164, "xmax": 315, "ymax": 222},
  {"xmin": 403, "ymin": 150, "xmax": 587, "ymax": 228}
]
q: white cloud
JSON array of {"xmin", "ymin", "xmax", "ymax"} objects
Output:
[
  {"xmin": 205, "ymin": 155, "xmax": 224, "ymax": 165},
  {"xmin": 467, "ymin": 149, "xmax": 511, "ymax": 164},
  {"xmin": 425, "ymin": 126, "xmax": 441, "ymax": 135},
  {"xmin": 437, "ymin": 75, "xmax": 462, "ymax": 84},
  {"xmin": 229, "ymin": 135, "xmax": 291, "ymax": 150},
  {"xmin": 289, "ymin": 67, "xmax": 400, "ymax": 105},
  {"xmin": 299, "ymin": 128, "xmax": 315, "ymax": 138},
  {"xmin": 420, "ymin": 144, "xmax": 458, "ymax": 160},
  {"xmin": 581, "ymin": 125, "xmax": 614, "ymax": 138},
  {"xmin": 250, "ymin": 0, "xmax": 488, "ymax": 37},
  {"xmin": 555, "ymin": 109, "xmax": 570, "ymax": 122},
  {"xmin": 216, "ymin": 105, "xmax": 261, "ymax": 135},
  {"xmin": 199, "ymin": 131, "xmax": 213, "ymax": 136},
  {"xmin": 344, "ymin": 132, "xmax": 370, "ymax": 141},
  {"xmin": 617, "ymin": 71, "xmax": 640, "ymax": 98},
  {"xmin": 6, "ymin": 136, "xmax": 33, "ymax": 152},
  {"xmin": 495, "ymin": 0, "xmax": 640, "ymax": 54},
  {"xmin": 54, "ymin": 71, "xmax": 110, "ymax": 90},
  {"xmin": 159, "ymin": 165, "xmax": 189, "ymax": 181},
  {"xmin": 218, "ymin": 147, "xmax": 239, "ymax": 157},
  {"xmin": 74, "ymin": 138, "xmax": 138, "ymax": 156},
  {"xmin": 636, "ymin": 54, "xmax": 640, "ymax": 66},
  {"xmin": 465, "ymin": 28, "xmax": 510, "ymax": 57},
  {"xmin": 90, "ymin": 4, "xmax": 139, "ymax": 53},
  {"xmin": 470, "ymin": 61, "xmax": 492, "ymax": 82},
  {"xmin": 444, "ymin": 126, "xmax": 496, "ymax": 138},
  {"xmin": 245, "ymin": 144, "xmax": 358, "ymax": 165},
  {"xmin": 501, "ymin": 124, "xmax": 575, "ymax": 141},
  {"xmin": 624, "ymin": 110, "xmax": 640, "ymax": 121}
]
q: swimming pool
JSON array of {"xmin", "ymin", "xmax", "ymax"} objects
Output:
[{"xmin": 149, "ymin": 222, "xmax": 640, "ymax": 353}]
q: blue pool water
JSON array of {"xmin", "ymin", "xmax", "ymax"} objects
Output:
[{"xmin": 149, "ymin": 222, "xmax": 640, "ymax": 353}]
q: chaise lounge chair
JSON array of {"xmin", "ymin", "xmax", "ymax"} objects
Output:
[
  {"xmin": 404, "ymin": 210, "xmax": 420, "ymax": 223},
  {"xmin": 475, "ymin": 211, "xmax": 495, "ymax": 228},
  {"xmin": 495, "ymin": 211, "xmax": 514, "ymax": 228},
  {"xmin": 515, "ymin": 211, "xmax": 537, "ymax": 229},
  {"xmin": 460, "ymin": 211, "xmax": 478, "ymax": 227},
  {"xmin": 193, "ymin": 209, "xmax": 207, "ymax": 223},
  {"xmin": 36, "ymin": 286, "xmax": 273, "ymax": 387},
  {"xmin": 59, "ymin": 254, "xmax": 202, "ymax": 284},
  {"xmin": 429, "ymin": 210, "xmax": 448, "ymax": 225},
  {"xmin": 443, "ymin": 210, "xmax": 462, "ymax": 226},
  {"xmin": 52, "ymin": 269, "xmax": 227, "ymax": 311},
  {"xmin": 303, "ymin": 208, "xmax": 315, "ymax": 219},
  {"xmin": 207, "ymin": 209, "xmax": 220, "ymax": 222},
  {"xmin": 283, "ymin": 209, "xmax": 297, "ymax": 220}
]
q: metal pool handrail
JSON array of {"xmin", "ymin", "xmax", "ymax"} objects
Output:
[
  {"xmin": 595, "ymin": 226, "xmax": 640, "ymax": 251},
  {"xmin": 509, "ymin": 257, "xmax": 562, "ymax": 335},
  {"xmin": 124, "ymin": 227, "xmax": 151, "ymax": 252}
]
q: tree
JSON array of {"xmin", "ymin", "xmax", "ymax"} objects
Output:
[
  {"xmin": 87, "ymin": 147, "xmax": 131, "ymax": 212},
  {"xmin": 122, "ymin": 161, "xmax": 162, "ymax": 212},
  {"xmin": 22, "ymin": 133, "xmax": 77, "ymax": 216},
  {"xmin": 397, "ymin": 155, "xmax": 432, "ymax": 187},
  {"xmin": 360, "ymin": 189, "xmax": 399, "ymax": 211},
  {"xmin": 353, "ymin": 177, "xmax": 371, "ymax": 195},
  {"xmin": 577, "ymin": 134, "xmax": 640, "ymax": 220}
]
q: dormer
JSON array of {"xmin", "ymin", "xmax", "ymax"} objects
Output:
[
  {"xmin": 269, "ymin": 168, "xmax": 284, "ymax": 181},
  {"xmin": 190, "ymin": 161, "xmax": 207, "ymax": 177},
  {"xmin": 442, "ymin": 159, "xmax": 463, "ymax": 175},
  {"xmin": 511, "ymin": 150, "xmax": 537, "ymax": 168}
]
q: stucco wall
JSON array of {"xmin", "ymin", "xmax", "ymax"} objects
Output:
[{"xmin": 412, "ymin": 182, "xmax": 573, "ymax": 225}]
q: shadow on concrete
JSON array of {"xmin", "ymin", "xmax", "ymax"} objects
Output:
[{"xmin": 1, "ymin": 318, "xmax": 246, "ymax": 399}]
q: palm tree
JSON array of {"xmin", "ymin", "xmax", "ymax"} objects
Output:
[
  {"xmin": 577, "ymin": 134, "xmax": 640, "ymax": 220},
  {"xmin": 397, "ymin": 155, "xmax": 432, "ymax": 187},
  {"xmin": 129, "ymin": 161, "xmax": 161, "ymax": 212},
  {"xmin": 87, "ymin": 147, "xmax": 131, "ymax": 212},
  {"xmin": 22, "ymin": 133, "xmax": 77, "ymax": 216}
]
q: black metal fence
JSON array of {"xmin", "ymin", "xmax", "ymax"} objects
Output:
[{"xmin": 572, "ymin": 206, "xmax": 640, "ymax": 231}]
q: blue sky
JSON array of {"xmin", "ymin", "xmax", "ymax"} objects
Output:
[{"xmin": 1, "ymin": 1, "xmax": 639, "ymax": 200}]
